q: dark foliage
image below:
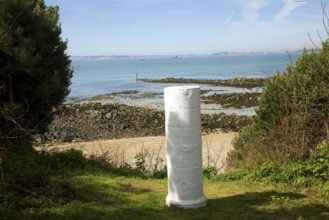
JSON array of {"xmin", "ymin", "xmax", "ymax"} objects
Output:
[{"xmin": 0, "ymin": 0, "xmax": 73, "ymax": 149}]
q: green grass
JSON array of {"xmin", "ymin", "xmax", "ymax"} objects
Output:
[{"xmin": 2, "ymin": 170, "xmax": 329, "ymax": 220}]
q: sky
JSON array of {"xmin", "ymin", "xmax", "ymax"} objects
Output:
[{"xmin": 45, "ymin": 0, "xmax": 327, "ymax": 56}]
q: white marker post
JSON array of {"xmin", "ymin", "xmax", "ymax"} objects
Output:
[{"xmin": 164, "ymin": 86, "xmax": 207, "ymax": 209}]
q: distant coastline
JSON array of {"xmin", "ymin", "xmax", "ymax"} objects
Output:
[{"xmin": 70, "ymin": 50, "xmax": 304, "ymax": 61}]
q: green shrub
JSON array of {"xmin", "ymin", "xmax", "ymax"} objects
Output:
[
  {"xmin": 216, "ymin": 168, "xmax": 250, "ymax": 182},
  {"xmin": 134, "ymin": 152, "xmax": 147, "ymax": 174},
  {"xmin": 39, "ymin": 149, "xmax": 87, "ymax": 172},
  {"xmin": 1, "ymin": 148, "xmax": 88, "ymax": 194},
  {"xmin": 152, "ymin": 165, "xmax": 167, "ymax": 179},
  {"xmin": 227, "ymin": 124, "xmax": 260, "ymax": 168},
  {"xmin": 310, "ymin": 140, "xmax": 329, "ymax": 181},
  {"xmin": 228, "ymin": 42, "xmax": 329, "ymax": 168},
  {"xmin": 232, "ymin": 141, "xmax": 329, "ymax": 195},
  {"xmin": 203, "ymin": 166, "xmax": 218, "ymax": 179},
  {"xmin": 2, "ymin": 151, "xmax": 49, "ymax": 189},
  {"xmin": 322, "ymin": 182, "xmax": 329, "ymax": 198},
  {"xmin": 0, "ymin": 192, "xmax": 20, "ymax": 214},
  {"xmin": 253, "ymin": 161, "xmax": 280, "ymax": 180}
]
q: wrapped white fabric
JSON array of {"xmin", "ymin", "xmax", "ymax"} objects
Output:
[
  {"xmin": 166, "ymin": 109, "xmax": 201, "ymax": 127},
  {"xmin": 164, "ymin": 86, "xmax": 207, "ymax": 209},
  {"xmin": 166, "ymin": 127, "xmax": 202, "ymax": 149}
]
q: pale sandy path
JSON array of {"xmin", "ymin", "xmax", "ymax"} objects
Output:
[{"xmin": 35, "ymin": 131, "xmax": 237, "ymax": 172}]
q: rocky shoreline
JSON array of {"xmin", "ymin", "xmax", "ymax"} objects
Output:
[
  {"xmin": 37, "ymin": 77, "xmax": 266, "ymax": 146},
  {"xmin": 37, "ymin": 103, "xmax": 253, "ymax": 145},
  {"xmin": 201, "ymin": 92, "xmax": 261, "ymax": 108},
  {"xmin": 139, "ymin": 77, "xmax": 267, "ymax": 88}
]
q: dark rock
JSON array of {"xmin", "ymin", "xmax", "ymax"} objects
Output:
[
  {"xmin": 201, "ymin": 92, "xmax": 261, "ymax": 108},
  {"xmin": 139, "ymin": 77, "xmax": 267, "ymax": 88},
  {"xmin": 42, "ymin": 102, "xmax": 253, "ymax": 145},
  {"xmin": 63, "ymin": 135, "xmax": 74, "ymax": 142},
  {"xmin": 105, "ymin": 112, "xmax": 112, "ymax": 119}
]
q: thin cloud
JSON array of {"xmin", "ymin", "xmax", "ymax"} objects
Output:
[
  {"xmin": 274, "ymin": 0, "xmax": 309, "ymax": 23},
  {"xmin": 234, "ymin": 0, "xmax": 271, "ymax": 22}
]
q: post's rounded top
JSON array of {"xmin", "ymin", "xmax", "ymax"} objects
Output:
[{"xmin": 164, "ymin": 85, "xmax": 200, "ymax": 110}]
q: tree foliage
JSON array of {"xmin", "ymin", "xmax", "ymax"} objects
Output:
[
  {"xmin": 228, "ymin": 42, "xmax": 329, "ymax": 168},
  {"xmin": 0, "ymin": 0, "xmax": 73, "ymax": 149}
]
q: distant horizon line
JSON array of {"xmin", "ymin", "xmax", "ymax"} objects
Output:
[{"xmin": 70, "ymin": 49, "xmax": 307, "ymax": 59}]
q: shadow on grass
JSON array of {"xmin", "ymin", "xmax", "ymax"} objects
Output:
[
  {"xmin": 66, "ymin": 178, "xmax": 152, "ymax": 207},
  {"xmin": 29, "ymin": 181, "xmax": 329, "ymax": 220},
  {"xmin": 162, "ymin": 191, "xmax": 329, "ymax": 220}
]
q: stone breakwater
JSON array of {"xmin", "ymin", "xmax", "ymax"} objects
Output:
[
  {"xmin": 139, "ymin": 77, "xmax": 267, "ymax": 88},
  {"xmin": 38, "ymin": 103, "xmax": 253, "ymax": 145},
  {"xmin": 202, "ymin": 92, "xmax": 261, "ymax": 108}
]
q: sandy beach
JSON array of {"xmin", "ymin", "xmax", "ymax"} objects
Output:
[{"xmin": 35, "ymin": 131, "xmax": 236, "ymax": 172}]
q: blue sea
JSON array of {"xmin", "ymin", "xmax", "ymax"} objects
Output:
[{"xmin": 69, "ymin": 52, "xmax": 301, "ymax": 99}]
